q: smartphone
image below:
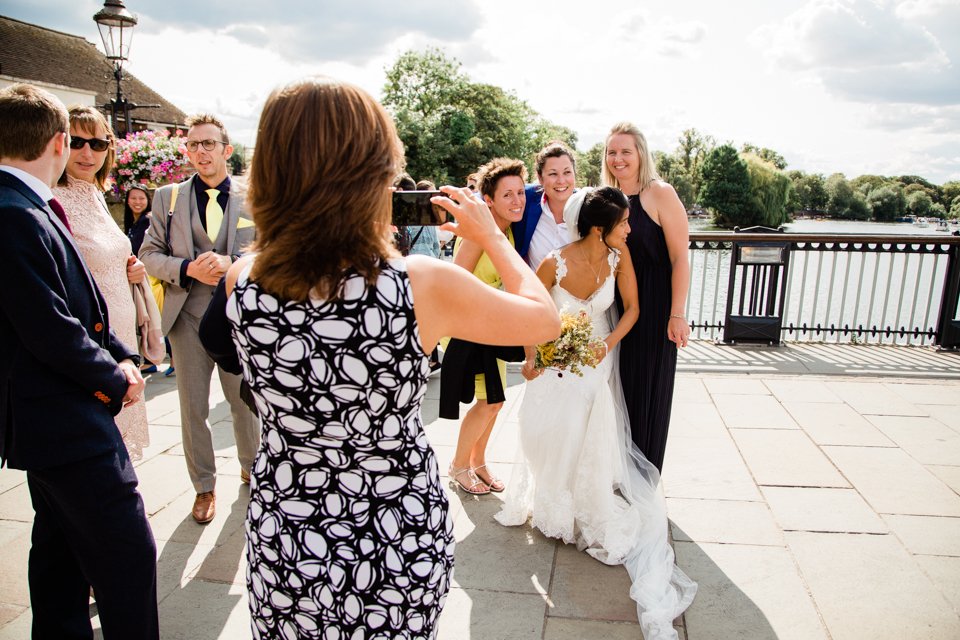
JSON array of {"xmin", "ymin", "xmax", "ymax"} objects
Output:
[{"xmin": 391, "ymin": 191, "xmax": 452, "ymax": 226}]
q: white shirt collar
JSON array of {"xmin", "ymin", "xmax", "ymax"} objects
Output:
[{"xmin": 0, "ymin": 165, "xmax": 54, "ymax": 202}]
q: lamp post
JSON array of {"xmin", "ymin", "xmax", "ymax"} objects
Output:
[{"xmin": 93, "ymin": 0, "xmax": 137, "ymax": 137}]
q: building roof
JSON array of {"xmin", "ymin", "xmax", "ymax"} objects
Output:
[{"xmin": 0, "ymin": 15, "xmax": 186, "ymax": 127}]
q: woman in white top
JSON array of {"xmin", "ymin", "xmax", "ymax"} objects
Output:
[{"xmin": 523, "ymin": 142, "xmax": 584, "ymax": 271}]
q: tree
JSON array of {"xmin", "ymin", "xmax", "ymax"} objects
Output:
[
  {"xmin": 743, "ymin": 154, "xmax": 792, "ymax": 227},
  {"xmin": 655, "ymin": 151, "xmax": 695, "ymax": 208},
  {"xmin": 906, "ymin": 190, "xmax": 934, "ymax": 217},
  {"xmin": 866, "ymin": 186, "xmax": 902, "ymax": 221},
  {"xmin": 788, "ymin": 171, "xmax": 828, "ymax": 212},
  {"xmin": 577, "ymin": 142, "xmax": 604, "ymax": 187},
  {"xmin": 949, "ymin": 196, "xmax": 960, "ymax": 220},
  {"xmin": 850, "ymin": 174, "xmax": 888, "ymax": 196},
  {"xmin": 382, "ymin": 47, "xmax": 467, "ymax": 120},
  {"xmin": 826, "ymin": 173, "xmax": 856, "ymax": 219},
  {"xmin": 741, "ymin": 143, "xmax": 787, "ymax": 170},
  {"xmin": 698, "ymin": 144, "xmax": 753, "ymax": 227},
  {"xmin": 228, "ymin": 141, "xmax": 247, "ymax": 175},
  {"xmin": 675, "ymin": 128, "xmax": 715, "ymax": 203},
  {"xmin": 942, "ymin": 181, "xmax": 960, "ymax": 205}
]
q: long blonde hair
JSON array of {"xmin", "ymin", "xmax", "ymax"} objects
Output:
[{"xmin": 601, "ymin": 121, "xmax": 660, "ymax": 192}]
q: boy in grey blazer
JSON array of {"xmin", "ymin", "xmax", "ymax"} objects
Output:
[{"xmin": 139, "ymin": 114, "xmax": 258, "ymax": 524}]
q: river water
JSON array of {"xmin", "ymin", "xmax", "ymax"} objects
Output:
[{"xmin": 684, "ymin": 218, "xmax": 957, "ymax": 346}]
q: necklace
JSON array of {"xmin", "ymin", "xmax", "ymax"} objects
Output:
[{"xmin": 579, "ymin": 245, "xmax": 605, "ymax": 284}]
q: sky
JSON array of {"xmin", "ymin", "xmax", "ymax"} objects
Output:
[{"xmin": 5, "ymin": 0, "xmax": 960, "ymax": 184}]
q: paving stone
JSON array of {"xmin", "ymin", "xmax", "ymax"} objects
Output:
[
  {"xmin": 914, "ymin": 555, "xmax": 960, "ymax": 615},
  {"xmin": 0, "ymin": 468, "xmax": 26, "ymax": 496},
  {"xmin": 673, "ymin": 376, "xmax": 712, "ymax": 403},
  {"xmin": 674, "ymin": 540, "xmax": 828, "ymax": 640},
  {"xmin": 0, "ymin": 521, "xmax": 30, "ymax": 608},
  {"xmin": 928, "ymin": 465, "xmax": 960, "ymax": 496},
  {"xmin": 0, "ymin": 605, "xmax": 24, "ymax": 629},
  {"xmin": 662, "ymin": 431, "xmax": 762, "ymax": 502},
  {"xmin": 866, "ymin": 415, "xmax": 960, "ymax": 466},
  {"xmin": 763, "ymin": 378, "xmax": 841, "ymax": 403},
  {"xmin": 786, "ymin": 531, "xmax": 960, "ymax": 639},
  {"xmin": 713, "ymin": 394, "xmax": 799, "ymax": 429},
  {"xmin": 669, "ymin": 400, "xmax": 727, "ymax": 440},
  {"xmin": 147, "ymin": 480, "xmax": 250, "ymax": 546},
  {"xmin": 134, "ymin": 425, "xmax": 183, "ymax": 465},
  {"xmin": 920, "ymin": 403, "xmax": 960, "ymax": 431},
  {"xmin": 0, "ymin": 608, "xmax": 29, "ymax": 639},
  {"xmin": 730, "ymin": 429, "xmax": 848, "ymax": 488},
  {"xmin": 823, "ymin": 446, "xmax": 960, "ymax": 516},
  {"xmin": 761, "ymin": 487, "xmax": 887, "ymax": 533},
  {"xmin": 783, "ymin": 401, "xmax": 894, "ymax": 446},
  {"xmin": 157, "ymin": 580, "xmax": 249, "ymax": 640},
  {"xmin": 542, "ymin": 618, "xmax": 643, "ymax": 640},
  {"xmin": 829, "ymin": 381, "xmax": 927, "ymax": 416},
  {"xmin": 883, "ymin": 514, "xmax": 960, "ymax": 556},
  {"xmin": 703, "ymin": 377, "xmax": 771, "ymax": 395},
  {"xmin": 0, "ymin": 483, "xmax": 33, "ymax": 524},
  {"xmin": 133, "ymin": 454, "xmax": 196, "ymax": 517},
  {"xmin": 547, "ymin": 543, "xmax": 637, "ymax": 623},
  {"xmin": 667, "ymin": 498, "xmax": 784, "ymax": 546},
  {"xmin": 450, "ymin": 494, "xmax": 555, "ymax": 595},
  {"xmin": 884, "ymin": 382, "xmax": 960, "ymax": 406},
  {"xmin": 437, "ymin": 587, "xmax": 545, "ymax": 640},
  {"xmin": 192, "ymin": 526, "xmax": 247, "ymax": 586},
  {"xmin": 154, "ymin": 539, "xmax": 216, "ymax": 602}
]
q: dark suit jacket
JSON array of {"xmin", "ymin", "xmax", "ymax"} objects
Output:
[
  {"xmin": 0, "ymin": 171, "xmax": 137, "ymax": 470},
  {"xmin": 511, "ymin": 184, "xmax": 545, "ymax": 260}
]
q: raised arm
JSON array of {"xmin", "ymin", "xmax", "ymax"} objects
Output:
[{"xmin": 408, "ymin": 187, "xmax": 560, "ymax": 352}]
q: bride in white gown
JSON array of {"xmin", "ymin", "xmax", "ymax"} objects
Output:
[{"xmin": 495, "ymin": 187, "xmax": 696, "ymax": 640}]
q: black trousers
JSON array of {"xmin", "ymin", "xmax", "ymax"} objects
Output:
[{"xmin": 26, "ymin": 444, "xmax": 158, "ymax": 640}]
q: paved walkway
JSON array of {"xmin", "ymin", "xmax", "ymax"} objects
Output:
[{"xmin": 1, "ymin": 344, "xmax": 959, "ymax": 639}]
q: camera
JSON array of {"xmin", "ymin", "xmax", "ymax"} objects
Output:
[{"xmin": 391, "ymin": 191, "xmax": 452, "ymax": 226}]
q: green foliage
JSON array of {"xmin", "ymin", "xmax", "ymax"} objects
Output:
[
  {"xmin": 942, "ymin": 181, "xmax": 960, "ymax": 205},
  {"xmin": 383, "ymin": 49, "xmax": 575, "ymax": 185},
  {"xmin": 228, "ymin": 141, "xmax": 247, "ymax": 175},
  {"xmin": 788, "ymin": 171, "xmax": 828, "ymax": 212},
  {"xmin": 865, "ymin": 185, "xmax": 903, "ymax": 221},
  {"xmin": 655, "ymin": 151, "xmax": 695, "ymax": 208},
  {"xmin": 949, "ymin": 196, "xmax": 960, "ymax": 220},
  {"xmin": 906, "ymin": 190, "xmax": 934, "ymax": 217},
  {"xmin": 825, "ymin": 173, "xmax": 869, "ymax": 220},
  {"xmin": 850, "ymin": 174, "xmax": 887, "ymax": 196},
  {"xmin": 698, "ymin": 144, "xmax": 754, "ymax": 227},
  {"xmin": 741, "ymin": 143, "xmax": 787, "ymax": 170},
  {"xmin": 577, "ymin": 142, "xmax": 604, "ymax": 187},
  {"xmin": 742, "ymin": 154, "xmax": 792, "ymax": 227}
]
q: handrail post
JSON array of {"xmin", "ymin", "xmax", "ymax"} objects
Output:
[
  {"xmin": 722, "ymin": 226, "xmax": 791, "ymax": 345},
  {"xmin": 935, "ymin": 231, "xmax": 960, "ymax": 349}
]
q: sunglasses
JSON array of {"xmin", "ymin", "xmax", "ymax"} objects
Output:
[{"xmin": 69, "ymin": 136, "xmax": 111, "ymax": 152}]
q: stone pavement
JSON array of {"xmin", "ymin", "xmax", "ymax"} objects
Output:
[{"xmin": 0, "ymin": 343, "xmax": 959, "ymax": 639}]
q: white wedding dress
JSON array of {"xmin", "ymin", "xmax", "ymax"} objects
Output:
[{"xmin": 495, "ymin": 248, "xmax": 696, "ymax": 640}]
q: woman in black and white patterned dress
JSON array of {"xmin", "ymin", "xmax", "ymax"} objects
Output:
[{"xmin": 223, "ymin": 78, "xmax": 560, "ymax": 640}]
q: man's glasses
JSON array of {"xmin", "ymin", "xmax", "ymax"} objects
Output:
[
  {"xmin": 69, "ymin": 136, "xmax": 111, "ymax": 152},
  {"xmin": 186, "ymin": 139, "xmax": 227, "ymax": 152}
]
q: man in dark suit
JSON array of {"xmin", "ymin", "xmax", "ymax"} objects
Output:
[{"xmin": 0, "ymin": 84, "xmax": 158, "ymax": 639}]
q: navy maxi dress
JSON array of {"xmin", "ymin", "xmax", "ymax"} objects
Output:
[{"xmin": 616, "ymin": 194, "xmax": 677, "ymax": 472}]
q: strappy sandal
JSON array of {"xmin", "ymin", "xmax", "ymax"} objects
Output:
[
  {"xmin": 472, "ymin": 464, "xmax": 505, "ymax": 493},
  {"xmin": 449, "ymin": 466, "xmax": 490, "ymax": 495}
]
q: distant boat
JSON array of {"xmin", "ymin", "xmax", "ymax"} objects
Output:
[
  {"xmin": 935, "ymin": 219, "xmax": 950, "ymax": 232},
  {"xmin": 915, "ymin": 217, "xmax": 929, "ymax": 228}
]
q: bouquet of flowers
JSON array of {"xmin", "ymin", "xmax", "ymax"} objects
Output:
[
  {"xmin": 535, "ymin": 309, "xmax": 605, "ymax": 376},
  {"xmin": 112, "ymin": 129, "xmax": 191, "ymax": 196}
]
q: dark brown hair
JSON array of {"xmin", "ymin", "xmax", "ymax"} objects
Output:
[
  {"xmin": 0, "ymin": 83, "xmax": 68, "ymax": 161},
  {"xmin": 249, "ymin": 77, "xmax": 404, "ymax": 301},
  {"xmin": 476, "ymin": 157, "xmax": 527, "ymax": 200},
  {"xmin": 535, "ymin": 141, "xmax": 576, "ymax": 177},
  {"xmin": 59, "ymin": 105, "xmax": 115, "ymax": 190}
]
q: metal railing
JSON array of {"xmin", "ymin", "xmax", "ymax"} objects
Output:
[{"xmin": 685, "ymin": 232, "xmax": 960, "ymax": 348}]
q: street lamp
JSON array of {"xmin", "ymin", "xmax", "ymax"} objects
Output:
[{"xmin": 93, "ymin": 0, "xmax": 138, "ymax": 137}]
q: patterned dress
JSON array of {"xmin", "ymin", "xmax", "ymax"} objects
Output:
[
  {"xmin": 227, "ymin": 259, "xmax": 455, "ymax": 640},
  {"xmin": 53, "ymin": 176, "xmax": 149, "ymax": 461}
]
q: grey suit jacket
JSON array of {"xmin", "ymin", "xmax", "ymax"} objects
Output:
[{"xmin": 139, "ymin": 175, "xmax": 256, "ymax": 334}]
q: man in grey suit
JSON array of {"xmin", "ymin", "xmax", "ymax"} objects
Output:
[{"xmin": 139, "ymin": 114, "xmax": 258, "ymax": 524}]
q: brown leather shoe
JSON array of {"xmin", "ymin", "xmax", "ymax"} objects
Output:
[
  {"xmin": 192, "ymin": 491, "xmax": 216, "ymax": 524},
  {"xmin": 240, "ymin": 468, "xmax": 251, "ymax": 485}
]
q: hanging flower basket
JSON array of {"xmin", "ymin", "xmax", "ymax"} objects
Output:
[{"xmin": 111, "ymin": 129, "xmax": 191, "ymax": 197}]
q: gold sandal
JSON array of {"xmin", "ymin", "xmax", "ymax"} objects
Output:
[
  {"xmin": 473, "ymin": 464, "xmax": 504, "ymax": 493},
  {"xmin": 449, "ymin": 466, "xmax": 490, "ymax": 495}
]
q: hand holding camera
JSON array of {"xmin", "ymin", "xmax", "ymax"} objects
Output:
[{"xmin": 430, "ymin": 186, "xmax": 502, "ymax": 249}]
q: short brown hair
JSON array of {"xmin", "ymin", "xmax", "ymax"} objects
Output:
[
  {"xmin": 59, "ymin": 105, "xmax": 115, "ymax": 190},
  {"xmin": 476, "ymin": 158, "xmax": 527, "ymax": 200},
  {"xmin": 0, "ymin": 83, "xmax": 68, "ymax": 161},
  {"xmin": 185, "ymin": 113, "xmax": 229, "ymax": 142},
  {"xmin": 249, "ymin": 77, "xmax": 404, "ymax": 301},
  {"xmin": 535, "ymin": 141, "xmax": 576, "ymax": 177}
]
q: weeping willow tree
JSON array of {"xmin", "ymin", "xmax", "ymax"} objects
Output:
[{"xmin": 742, "ymin": 153, "xmax": 792, "ymax": 228}]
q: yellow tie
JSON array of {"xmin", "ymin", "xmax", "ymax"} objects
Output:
[{"xmin": 205, "ymin": 189, "xmax": 223, "ymax": 242}]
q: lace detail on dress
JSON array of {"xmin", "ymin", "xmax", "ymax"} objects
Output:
[{"xmin": 552, "ymin": 250, "xmax": 568, "ymax": 286}]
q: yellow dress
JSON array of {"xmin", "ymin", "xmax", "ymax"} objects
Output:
[{"xmin": 449, "ymin": 228, "xmax": 514, "ymax": 400}]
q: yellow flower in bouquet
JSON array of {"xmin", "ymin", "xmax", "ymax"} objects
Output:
[{"xmin": 534, "ymin": 309, "xmax": 604, "ymax": 376}]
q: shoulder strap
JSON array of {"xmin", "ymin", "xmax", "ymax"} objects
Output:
[{"xmin": 164, "ymin": 182, "xmax": 180, "ymax": 252}]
